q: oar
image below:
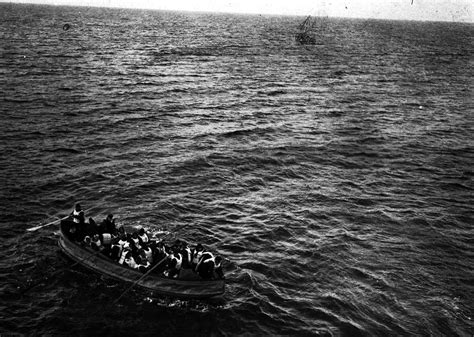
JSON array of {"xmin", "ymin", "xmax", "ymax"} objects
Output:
[
  {"xmin": 27, "ymin": 207, "xmax": 93, "ymax": 232},
  {"xmin": 113, "ymin": 254, "xmax": 170, "ymax": 304}
]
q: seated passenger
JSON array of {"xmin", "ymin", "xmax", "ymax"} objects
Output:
[
  {"xmin": 118, "ymin": 247, "xmax": 130, "ymax": 265},
  {"xmin": 130, "ymin": 232, "xmax": 141, "ymax": 251},
  {"xmin": 102, "ymin": 214, "xmax": 116, "ymax": 235},
  {"xmin": 135, "ymin": 254, "xmax": 151, "ymax": 273},
  {"xmin": 191, "ymin": 243, "xmax": 204, "ymax": 269},
  {"xmin": 171, "ymin": 239, "xmax": 182, "ymax": 252},
  {"xmin": 164, "ymin": 252, "xmax": 182, "ymax": 279},
  {"xmin": 137, "ymin": 227, "xmax": 149, "ymax": 245},
  {"xmin": 71, "ymin": 203, "xmax": 85, "ymax": 225},
  {"xmin": 118, "ymin": 233, "xmax": 130, "ymax": 250},
  {"xmin": 179, "ymin": 241, "xmax": 192, "ymax": 269},
  {"xmin": 124, "ymin": 251, "xmax": 138, "ymax": 269},
  {"xmin": 152, "ymin": 241, "xmax": 167, "ymax": 260},
  {"xmin": 86, "ymin": 217, "xmax": 96, "ymax": 235},
  {"xmin": 87, "ymin": 217, "xmax": 106, "ymax": 237},
  {"xmin": 117, "ymin": 225, "xmax": 126, "ymax": 236},
  {"xmin": 195, "ymin": 252, "xmax": 222, "ymax": 280},
  {"xmin": 91, "ymin": 234, "xmax": 104, "ymax": 252},
  {"xmin": 109, "ymin": 236, "xmax": 122, "ymax": 261},
  {"xmin": 214, "ymin": 256, "xmax": 225, "ymax": 279},
  {"xmin": 139, "ymin": 243, "xmax": 153, "ymax": 264},
  {"xmin": 82, "ymin": 235, "xmax": 92, "ymax": 247},
  {"xmin": 151, "ymin": 241, "xmax": 169, "ymax": 274}
]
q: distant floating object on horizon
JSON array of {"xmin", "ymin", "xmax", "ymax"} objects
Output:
[
  {"xmin": 63, "ymin": 23, "xmax": 71, "ymax": 31},
  {"xmin": 295, "ymin": 15, "xmax": 317, "ymax": 45}
]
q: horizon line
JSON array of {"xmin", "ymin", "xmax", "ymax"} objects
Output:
[{"xmin": 1, "ymin": 1, "xmax": 473, "ymax": 24}]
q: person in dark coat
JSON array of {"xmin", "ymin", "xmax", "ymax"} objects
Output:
[
  {"xmin": 151, "ymin": 241, "xmax": 169, "ymax": 274},
  {"xmin": 102, "ymin": 214, "xmax": 116, "ymax": 235}
]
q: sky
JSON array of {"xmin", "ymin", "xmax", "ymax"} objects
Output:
[{"xmin": 4, "ymin": 0, "xmax": 473, "ymax": 22}]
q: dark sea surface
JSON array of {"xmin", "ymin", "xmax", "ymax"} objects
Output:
[{"xmin": 1, "ymin": 3, "xmax": 473, "ymax": 336}]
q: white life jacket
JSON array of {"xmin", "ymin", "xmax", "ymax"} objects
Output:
[
  {"xmin": 119, "ymin": 239, "xmax": 130, "ymax": 250},
  {"xmin": 72, "ymin": 209, "xmax": 82, "ymax": 224},
  {"xmin": 119, "ymin": 249, "xmax": 129, "ymax": 265},
  {"xmin": 139, "ymin": 261, "xmax": 150, "ymax": 269},
  {"xmin": 200, "ymin": 252, "xmax": 214, "ymax": 264},
  {"xmin": 195, "ymin": 252, "xmax": 214, "ymax": 271},
  {"xmin": 184, "ymin": 247, "xmax": 192, "ymax": 262},
  {"xmin": 144, "ymin": 247, "xmax": 153, "ymax": 263},
  {"xmin": 171, "ymin": 253, "xmax": 182, "ymax": 270},
  {"xmin": 214, "ymin": 259, "xmax": 222, "ymax": 269},
  {"xmin": 192, "ymin": 250, "xmax": 203, "ymax": 264},
  {"xmin": 125, "ymin": 256, "xmax": 138, "ymax": 269},
  {"xmin": 138, "ymin": 233, "xmax": 149, "ymax": 243},
  {"xmin": 83, "ymin": 235, "xmax": 91, "ymax": 246},
  {"xmin": 132, "ymin": 237, "xmax": 140, "ymax": 248}
]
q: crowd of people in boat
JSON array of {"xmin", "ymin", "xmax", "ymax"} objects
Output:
[{"xmin": 63, "ymin": 204, "xmax": 224, "ymax": 280}]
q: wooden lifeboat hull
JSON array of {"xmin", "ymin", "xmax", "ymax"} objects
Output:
[{"xmin": 58, "ymin": 222, "xmax": 225, "ymax": 298}]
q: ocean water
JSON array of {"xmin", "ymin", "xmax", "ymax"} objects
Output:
[{"xmin": 1, "ymin": 3, "xmax": 473, "ymax": 336}]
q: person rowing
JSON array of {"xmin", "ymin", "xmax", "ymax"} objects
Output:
[
  {"xmin": 67, "ymin": 203, "xmax": 86, "ymax": 241},
  {"xmin": 71, "ymin": 203, "xmax": 85, "ymax": 225}
]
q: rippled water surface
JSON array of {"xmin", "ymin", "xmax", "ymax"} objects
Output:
[{"xmin": 1, "ymin": 3, "xmax": 473, "ymax": 336}]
